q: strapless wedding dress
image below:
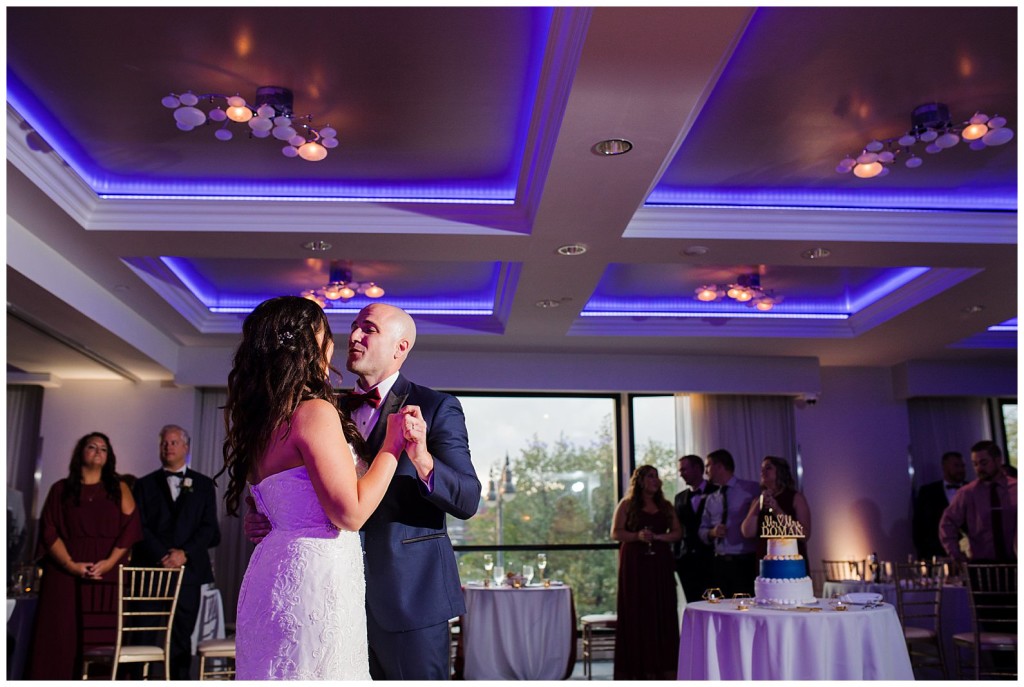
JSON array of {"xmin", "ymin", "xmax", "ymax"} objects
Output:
[{"xmin": 236, "ymin": 465, "xmax": 370, "ymax": 680}]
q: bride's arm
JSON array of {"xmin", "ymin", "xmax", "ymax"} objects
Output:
[{"xmin": 295, "ymin": 399, "xmax": 406, "ymax": 531}]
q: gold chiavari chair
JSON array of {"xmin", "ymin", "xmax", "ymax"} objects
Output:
[
  {"xmin": 579, "ymin": 613, "xmax": 617, "ymax": 680},
  {"xmin": 893, "ymin": 562, "xmax": 947, "ymax": 678},
  {"xmin": 81, "ymin": 565, "xmax": 185, "ymax": 680},
  {"xmin": 822, "ymin": 559, "xmax": 863, "ymax": 582},
  {"xmin": 953, "ymin": 562, "xmax": 1017, "ymax": 680}
]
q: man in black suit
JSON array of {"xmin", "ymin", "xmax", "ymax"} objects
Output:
[
  {"xmin": 673, "ymin": 454, "xmax": 718, "ymax": 603},
  {"xmin": 133, "ymin": 425, "xmax": 220, "ymax": 680},
  {"xmin": 912, "ymin": 450, "xmax": 966, "ymax": 560}
]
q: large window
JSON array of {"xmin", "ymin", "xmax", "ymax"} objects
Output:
[
  {"xmin": 631, "ymin": 394, "xmax": 684, "ymax": 500},
  {"xmin": 449, "ymin": 393, "xmax": 620, "ymax": 617},
  {"xmin": 999, "ymin": 400, "xmax": 1017, "ymax": 467}
]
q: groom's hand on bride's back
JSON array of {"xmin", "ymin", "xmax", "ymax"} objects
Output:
[{"xmin": 244, "ymin": 494, "xmax": 272, "ymax": 544}]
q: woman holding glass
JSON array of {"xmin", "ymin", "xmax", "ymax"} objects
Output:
[
  {"xmin": 610, "ymin": 465, "xmax": 682, "ymax": 680},
  {"xmin": 740, "ymin": 455, "xmax": 812, "ymax": 572}
]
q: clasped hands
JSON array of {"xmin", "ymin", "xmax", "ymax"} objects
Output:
[
  {"xmin": 68, "ymin": 560, "xmax": 108, "ymax": 580},
  {"xmin": 244, "ymin": 405, "xmax": 428, "ymax": 544}
]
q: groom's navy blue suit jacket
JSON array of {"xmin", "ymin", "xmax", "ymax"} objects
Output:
[{"xmin": 360, "ymin": 373, "xmax": 481, "ymax": 633}]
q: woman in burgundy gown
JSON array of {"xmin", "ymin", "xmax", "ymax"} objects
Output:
[
  {"xmin": 741, "ymin": 455, "xmax": 812, "ymax": 570},
  {"xmin": 610, "ymin": 465, "xmax": 683, "ymax": 679},
  {"xmin": 27, "ymin": 432, "xmax": 142, "ymax": 679}
]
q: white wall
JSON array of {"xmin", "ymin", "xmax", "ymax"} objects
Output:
[
  {"xmin": 795, "ymin": 367, "xmax": 913, "ymax": 565},
  {"xmin": 21, "ymin": 360, "xmax": 1000, "ymax": 570},
  {"xmin": 37, "ymin": 380, "xmax": 197, "ymax": 498}
]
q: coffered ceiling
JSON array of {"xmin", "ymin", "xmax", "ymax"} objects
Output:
[{"xmin": 6, "ymin": 6, "xmax": 1017, "ymax": 383}]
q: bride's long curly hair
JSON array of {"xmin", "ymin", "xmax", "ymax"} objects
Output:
[{"xmin": 219, "ymin": 296, "xmax": 363, "ymax": 516}]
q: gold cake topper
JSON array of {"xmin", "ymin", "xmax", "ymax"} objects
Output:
[{"xmin": 761, "ymin": 512, "xmax": 805, "ymax": 538}]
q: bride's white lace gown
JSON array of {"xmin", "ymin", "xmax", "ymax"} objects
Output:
[{"xmin": 236, "ymin": 465, "xmax": 370, "ymax": 680}]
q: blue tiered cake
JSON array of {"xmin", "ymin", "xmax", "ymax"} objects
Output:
[{"xmin": 753, "ymin": 511, "xmax": 814, "ymax": 605}]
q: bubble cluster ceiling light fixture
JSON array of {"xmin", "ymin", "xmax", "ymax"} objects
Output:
[
  {"xmin": 301, "ymin": 260, "xmax": 384, "ymax": 308},
  {"xmin": 837, "ymin": 102, "xmax": 1013, "ymax": 179},
  {"xmin": 694, "ymin": 272, "xmax": 782, "ymax": 312},
  {"xmin": 162, "ymin": 86, "xmax": 337, "ymax": 162}
]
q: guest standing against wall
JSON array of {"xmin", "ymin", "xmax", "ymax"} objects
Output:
[
  {"xmin": 673, "ymin": 454, "xmax": 718, "ymax": 603},
  {"xmin": 610, "ymin": 465, "xmax": 682, "ymax": 680},
  {"xmin": 699, "ymin": 449, "xmax": 760, "ymax": 597},
  {"xmin": 740, "ymin": 456, "xmax": 812, "ymax": 572},
  {"xmin": 940, "ymin": 440, "xmax": 1016, "ymax": 564},
  {"xmin": 27, "ymin": 432, "xmax": 141, "ymax": 679},
  {"xmin": 133, "ymin": 425, "xmax": 220, "ymax": 679},
  {"xmin": 912, "ymin": 451, "xmax": 966, "ymax": 560}
]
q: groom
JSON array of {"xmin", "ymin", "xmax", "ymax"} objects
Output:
[{"xmin": 246, "ymin": 303, "xmax": 481, "ymax": 679}]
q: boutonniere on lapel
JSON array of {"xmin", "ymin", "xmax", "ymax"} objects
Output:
[{"xmin": 181, "ymin": 476, "xmax": 194, "ymax": 494}]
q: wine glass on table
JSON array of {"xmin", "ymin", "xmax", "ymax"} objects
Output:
[
  {"xmin": 483, "ymin": 554, "xmax": 494, "ymax": 586},
  {"xmin": 522, "ymin": 564, "xmax": 534, "ymax": 587}
]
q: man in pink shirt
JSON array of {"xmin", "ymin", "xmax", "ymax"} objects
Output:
[{"xmin": 939, "ymin": 440, "xmax": 1016, "ymax": 563}]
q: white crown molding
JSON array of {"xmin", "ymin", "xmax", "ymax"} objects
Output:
[
  {"xmin": 626, "ymin": 204, "xmax": 1018, "ymax": 244},
  {"xmin": 848, "ymin": 268, "xmax": 981, "ymax": 335},
  {"xmin": 6, "ymin": 372, "xmax": 62, "ymax": 388}
]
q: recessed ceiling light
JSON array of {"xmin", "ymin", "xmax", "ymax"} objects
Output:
[
  {"xmin": 556, "ymin": 243, "xmax": 587, "ymax": 256},
  {"xmin": 682, "ymin": 246, "xmax": 709, "ymax": 256},
  {"xmin": 535, "ymin": 299, "xmax": 561, "ymax": 309},
  {"xmin": 591, "ymin": 139, "xmax": 633, "ymax": 156},
  {"xmin": 801, "ymin": 247, "xmax": 831, "ymax": 260},
  {"xmin": 963, "ymin": 304, "xmax": 985, "ymax": 314},
  {"xmin": 303, "ymin": 240, "xmax": 332, "ymax": 252}
]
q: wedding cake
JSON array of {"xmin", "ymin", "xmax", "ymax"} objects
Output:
[{"xmin": 753, "ymin": 511, "xmax": 814, "ymax": 605}]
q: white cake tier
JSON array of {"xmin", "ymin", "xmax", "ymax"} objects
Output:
[
  {"xmin": 765, "ymin": 537, "xmax": 799, "ymax": 557},
  {"xmin": 754, "ymin": 576, "xmax": 815, "ymax": 606}
]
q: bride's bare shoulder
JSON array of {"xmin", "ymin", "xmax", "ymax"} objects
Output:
[{"xmin": 292, "ymin": 398, "xmax": 341, "ymax": 428}]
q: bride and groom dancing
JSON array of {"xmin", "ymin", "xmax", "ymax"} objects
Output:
[{"xmin": 221, "ymin": 298, "xmax": 481, "ymax": 679}]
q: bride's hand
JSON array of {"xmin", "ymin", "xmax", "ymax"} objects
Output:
[{"xmin": 399, "ymin": 405, "xmax": 426, "ymax": 445}]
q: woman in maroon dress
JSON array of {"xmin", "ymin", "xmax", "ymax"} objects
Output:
[
  {"xmin": 610, "ymin": 465, "xmax": 682, "ymax": 679},
  {"xmin": 27, "ymin": 432, "xmax": 142, "ymax": 679}
]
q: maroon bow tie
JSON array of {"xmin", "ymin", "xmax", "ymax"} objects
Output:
[{"xmin": 344, "ymin": 387, "xmax": 381, "ymax": 410}]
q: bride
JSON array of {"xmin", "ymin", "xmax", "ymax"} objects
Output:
[{"xmin": 220, "ymin": 296, "xmax": 423, "ymax": 679}]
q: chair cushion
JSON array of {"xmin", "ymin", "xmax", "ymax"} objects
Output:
[
  {"xmin": 198, "ymin": 638, "xmax": 236, "ymax": 656},
  {"xmin": 903, "ymin": 626, "xmax": 937, "ymax": 641},
  {"xmin": 952, "ymin": 631, "xmax": 1018, "ymax": 649},
  {"xmin": 82, "ymin": 646, "xmax": 114, "ymax": 658},
  {"xmin": 580, "ymin": 613, "xmax": 617, "ymax": 627}
]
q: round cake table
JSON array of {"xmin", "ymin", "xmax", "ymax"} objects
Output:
[{"xmin": 678, "ymin": 599, "xmax": 914, "ymax": 680}]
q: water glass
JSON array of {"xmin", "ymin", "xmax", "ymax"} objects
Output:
[
  {"xmin": 522, "ymin": 564, "xmax": 534, "ymax": 586},
  {"xmin": 493, "ymin": 565, "xmax": 505, "ymax": 586}
]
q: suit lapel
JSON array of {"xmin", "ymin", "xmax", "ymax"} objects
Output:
[{"xmin": 156, "ymin": 470, "xmax": 175, "ymax": 509}]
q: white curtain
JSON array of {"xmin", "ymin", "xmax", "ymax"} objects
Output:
[
  {"xmin": 6, "ymin": 384, "xmax": 44, "ymax": 565},
  {"xmin": 194, "ymin": 388, "xmax": 253, "ymax": 626},
  {"xmin": 682, "ymin": 394, "xmax": 798, "ymax": 486},
  {"xmin": 907, "ymin": 397, "xmax": 989, "ymax": 489}
]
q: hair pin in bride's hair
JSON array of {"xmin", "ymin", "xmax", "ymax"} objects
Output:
[{"xmin": 277, "ymin": 331, "xmax": 295, "ymax": 347}]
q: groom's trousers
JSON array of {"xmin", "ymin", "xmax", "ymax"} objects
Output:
[{"xmin": 367, "ymin": 612, "xmax": 450, "ymax": 680}]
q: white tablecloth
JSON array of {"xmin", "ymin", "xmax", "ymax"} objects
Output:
[
  {"xmin": 462, "ymin": 584, "xmax": 575, "ymax": 680},
  {"xmin": 822, "ymin": 580, "xmax": 970, "ymax": 676},
  {"xmin": 678, "ymin": 600, "xmax": 914, "ymax": 680}
]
